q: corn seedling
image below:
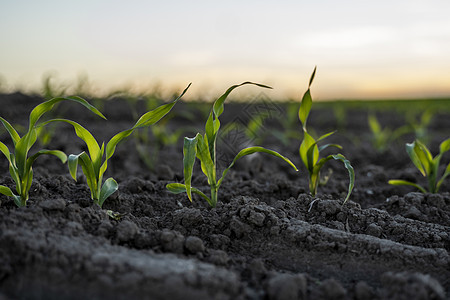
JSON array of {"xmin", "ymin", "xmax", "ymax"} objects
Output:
[
  {"xmin": 298, "ymin": 67, "xmax": 355, "ymax": 203},
  {"xmin": 44, "ymin": 84, "xmax": 191, "ymax": 207},
  {"xmin": 166, "ymin": 82, "xmax": 298, "ymax": 208},
  {"xmin": 368, "ymin": 113, "xmax": 411, "ymax": 152},
  {"xmin": 389, "ymin": 138, "xmax": 450, "ymax": 193},
  {"xmin": 0, "ymin": 97, "xmax": 105, "ymax": 207}
]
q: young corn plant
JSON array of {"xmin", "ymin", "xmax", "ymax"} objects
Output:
[
  {"xmin": 0, "ymin": 97, "xmax": 105, "ymax": 207},
  {"xmin": 166, "ymin": 82, "xmax": 298, "ymax": 208},
  {"xmin": 44, "ymin": 84, "xmax": 191, "ymax": 207},
  {"xmin": 298, "ymin": 67, "xmax": 355, "ymax": 203},
  {"xmin": 389, "ymin": 138, "xmax": 450, "ymax": 193},
  {"xmin": 368, "ymin": 113, "xmax": 410, "ymax": 152}
]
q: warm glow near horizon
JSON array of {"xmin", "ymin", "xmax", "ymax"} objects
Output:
[{"xmin": 1, "ymin": 0, "xmax": 450, "ymax": 100}]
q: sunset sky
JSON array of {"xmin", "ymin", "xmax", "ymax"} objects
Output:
[{"xmin": 1, "ymin": 0, "xmax": 450, "ymax": 100}]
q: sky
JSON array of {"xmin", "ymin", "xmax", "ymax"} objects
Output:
[{"xmin": 1, "ymin": 0, "xmax": 450, "ymax": 100}]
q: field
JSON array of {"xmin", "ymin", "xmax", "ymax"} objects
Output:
[{"xmin": 0, "ymin": 91, "xmax": 449, "ymax": 299}]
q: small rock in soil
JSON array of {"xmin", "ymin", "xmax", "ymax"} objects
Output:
[
  {"xmin": 116, "ymin": 220, "xmax": 138, "ymax": 243},
  {"xmin": 184, "ymin": 236, "xmax": 205, "ymax": 254},
  {"xmin": 160, "ymin": 229, "xmax": 185, "ymax": 254},
  {"xmin": 266, "ymin": 273, "xmax": 307, "ymax": 300},
  {"xmin": 319, "ymin": 278, "xmax": 347, "ymax": 300},
  {"xmin": 207, "ymin": 249, "xmax": 229, "ymax": 266}
]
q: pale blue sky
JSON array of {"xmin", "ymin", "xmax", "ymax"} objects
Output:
[{"xmin": 1, "ymin": 0, "xmax": 450, "ymax": 99}]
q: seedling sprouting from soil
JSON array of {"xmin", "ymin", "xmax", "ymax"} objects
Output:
[
  {"xmin": 166, "ymin": 82, "xmax": 298, "ymax": 208},
  {"xmin": 45, "ymin": 84, "xmax": 191, "ymax": 207},
  {"xmin": 0, "ymin": 97, "xmax": 105, "ymax": 207},
  {"xmin": 389, "ymin": 138, "xmax": 450, "ymax": 193},
  {"xmin": 368, "ymin": 113, "xmax": 410, "ymax": 152},
  {"xmin": 298, "ymin": 67, "xmax": 355, "ymax": 203}
]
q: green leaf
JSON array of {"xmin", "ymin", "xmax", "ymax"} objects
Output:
[
  {"xmin": 218, "ymin": 146, "xmax": 298, "ymax": 187},
  {"xmin": 439, "ymin": 137, "xmax": 450, "ymax": 154},
  {"xmin": 68, "ymin": 152, "xmax": 98, "ymax": 199},
  {"xmin": 318, "ymin": 143, "xmax": 343, "ymax": 152},
  {"xmin": 436, "ymin": 162, "xmax": 450, "ymax": 191},
  {"xmin": 0, "ymin": 185, "xmax": 15, "ymax": 197},
  {"xmin": 0, "ymin": 141, "xmax": 11, "ymax": 162},
  {"xmin": 368, "ymin": 114, "xmax": 381, "ymax": 135},
  {"xmin": 26, "ymin": 149, "xmax": 67, "ymax": 171},
  {"xmin": 104, "ymin": 85, "xmax": 189, "ymax": 163},
  {"xmin": 300, "ymin": 132, "xmax": 318, "ymax": 172},
  {"xmin": 388, "ymin": 179, "xmax": 427, "ymax": 193},
  {"xmin": 195, "ymin": 134, "xmax": 216, "ymax": 186},
  {"xmin": 213, "ymin": 82, "xmax": 271, "ymax": 119},
  {"xmin": 183, "ymin": 135, "xmax": 199, "ymax": 202},
  {"xmin": 166, "ymin": 183, "xmax": 212, "ymax": 205},
  {"xmin": 132, "ymin": 83, "xmax": 191, "ymax": 129},
  {"xmin": 1, "ymin": 185, "xmax": 23, "ymax": 207},
  {"xmin": 98, "ymin": 177, "xmax": 118, "ymax": 207},
  {"xmin": 43, "ymin": 119, "xmax": 101, "ymax": 166},
  {"xmin": 308, "ymin": 66, "xmax": 317, "ymax": 88},
  {"xmin": 406, "ymin": 141, "xmax": 427, "ymax": 176},
  {"xmin": 0, "ymin": 117, "xmax": 21, "ymax": 145},
  {"xmin": 298, "ymin": 89, "xmax": 312, "ymax": 131},
  {"xmin": 330, "ymin": 154, "xmax": 355, "ymax": 204},
  {"xmin": 28, "ymin": 96, "xmax": 106, "ymax": 131},
  {"xmin": 316, "ymin": 131, "xmax": 336, "ymax": 142},
  {"xmin": 298, "ymin": 67, "xmax": 316, "ymax": 130}
]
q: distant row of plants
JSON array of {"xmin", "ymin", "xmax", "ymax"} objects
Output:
[{"xmin": 1, "ymin": 70, "xmax": 449, "ymax": 209}]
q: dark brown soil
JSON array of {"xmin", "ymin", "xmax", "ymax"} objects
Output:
[{"xmin": 1, "ymin": 92, "xmax": 449, "ymax": 299}]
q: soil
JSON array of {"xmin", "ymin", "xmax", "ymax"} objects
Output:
[{"xmin": 1, "ymin": 92, "xmax": 449, "ymax": 300}]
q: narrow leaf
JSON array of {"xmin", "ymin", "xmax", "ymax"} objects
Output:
[
  {"xmin": 26, "ymin": 149, "xmax": 67, "ymax": 171},
  {"xmin": 0, "ymin": 141, "xmax": 11, "ymax": 162},
  {"xmin": 43, "ymin": 119, "xmax": 101, "ymax": 165},
  {"xmin": 331, "ymin": 154, "xmax": 355, "ymax": 204},
  {"xmin": 218, "ymin": 146, "xmax": 298, "ymax": 187},
  {"xmin": 28, "ymin": 96, "xmax": 106, "ymax": 131},
  {"xmin": 0, "ymin": 117, "xmax": 21, "ymax": 145},
  {"xmin": 388, "ymin": 179, "xmax": 427, "ymax": 193},
  {"xmin": 183, "ymin": 135, "xmax": 199, "ymax": 202},
  {"xmin": 213, "ymin": 82, "xmax": 272, "ymax": 119},
  {"xmin": 308, "ymin": 66, "xmax": 317, "ymax": 88},
  {"xmin": 132, "ymin": 83, "xmax": 191, "ymax": 129},
  {"xmin": 166, "ymin": 183, "xmax": 213, "ymax": 205}
]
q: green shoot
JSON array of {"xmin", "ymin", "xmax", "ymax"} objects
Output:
[
  {"xmin": 389, "ymin": 138, "xmax": 450, "ymax": 193},
  {"xmin": 368, "ymin": 113, "xmax": 411, "ymax": 152},
  {"xmin": 166, "ymin": 82, "xmax": 298, "ymax": 208},
  {"xmin": 44, "ymin": 84, "xmax": 191, "ymax": 207},
  {"xmin": 0, "ymin": 96, "xmax": 105, "ymax": 207},
  {"xmin": 298, "ymin": 67, "xmax": 355, "ymax": 204}
]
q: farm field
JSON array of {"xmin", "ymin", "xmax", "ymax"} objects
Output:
[{"xmin": 1, "ymin": 91, "xmax": 449, "ymax": 300}]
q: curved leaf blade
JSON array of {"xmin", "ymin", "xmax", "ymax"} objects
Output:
[
  {"xmin": 218, "ymin": 146, "xmax": 298, "ymax": 187},
  {"xmin": 29, "ymin": 96, "xmax": 106, "ymax": 131},
  {"xmin": 0, "ymin": 117, "xmax": 20, "ymax": 145},
  {"xmin": 166, "ymin": 183, "xmax": 212, "ymax": 206},
  {"xmin": 98, "ymin": 177, "xmax": 118, "ymax": 207},
  {"xmin": 388, "ymin": 179, "xmax": 427, "ymax": 193},
  {"xmin": 331, "ymin": 154, "xmax": 355, "ymax": 204}
]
